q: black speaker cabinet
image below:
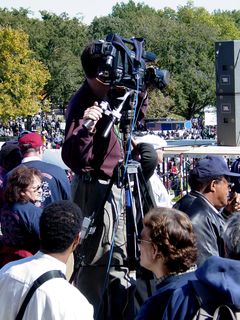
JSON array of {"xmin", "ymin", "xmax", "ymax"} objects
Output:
[
  {"xmin": 216, "ymin": 94, "xmax": 240, "ymax": 146},
  {"xmin": 215, "ymin": 40, "xmax": 240, "ymax": 145},
  {"xmin": 215, "ymin": 40, "xmax": 240, "ymax": 95}
]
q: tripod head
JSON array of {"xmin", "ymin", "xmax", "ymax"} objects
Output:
[{"xmin": 83, "ymin": 88, "xmax": 136, "ymax": 139}]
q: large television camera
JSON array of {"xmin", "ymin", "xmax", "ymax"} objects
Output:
[{"xmin": 93, "ymin": 33, "xmax": 169, "ymax": 91}]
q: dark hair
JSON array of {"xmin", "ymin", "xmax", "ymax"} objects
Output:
[
  {"xmin": 4, "ymin": 166, "xmax": 42, "ymax": 203},
  {"xmin": 231, "ymin": 159, "xmax": 240, "ymax": 193},
  {"xmin": 81, "ymin": 43, "xmax": 104, "ymax": 78},
  {"xmin": 188, "ymin": 170, "xmax": 226, "ymax": 192},
  {"xmin": 223, "ymin": 213, "xmax": 240, "ymax": 260},
  {"xmin": 143, "ymin": 207, "xmax": 197, "ymax": 273},
  {"xmin": 39, "ymin": 200, "xmax": 83, "ymax": 253},
  {"xmin": 0, "ymin": 142, "xmax": 22, "ymax": 171}
]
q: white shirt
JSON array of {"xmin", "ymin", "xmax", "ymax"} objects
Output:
[
  {"xmin": 0, "ymin": 252, "xmax": 93, "ymax": 320},
  {"xmin": 22, "ymin": 156, "xmax": 41, "ymax": 163},
  {"xmin": 149, "ymin": 172, "xmax": 172, "ymax": 208}
]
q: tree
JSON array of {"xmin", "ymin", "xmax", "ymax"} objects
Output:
[
  {"xmin": 0, "ymin": 9, "xmax": 89, "ymax": 108},
  {"xmin": 34, "ymin": 11, "xmax": 89, "ymax": 107},
  {"xmin": 0, "ymin": 27, "xmax": 50, "ymax": 121},
  {"xmin": 2, "ymin": 4, "xmax": 240, "ymax": 120},
  {"xmin": 89, "ymin": 1, "xmax": 240, "ymax": 119}
]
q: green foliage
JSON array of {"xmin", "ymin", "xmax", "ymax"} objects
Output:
[
  {"xmin": 0, "ymin": 27, "xmax": 50, "ymax": 121},
  {"xmin": 1, "ymin": 2, "xmax": 240, "ymax": 121},
  {"xmin": 89, "ymin": 1, "xmax": 240, "ymax": 119},
  {"xmin": 35, "ymin": 12, "xmax": 89, "ymax": 106},
  {"xmin": 0, "ymin": 8, "xmax": 89, "ymax": 108}
]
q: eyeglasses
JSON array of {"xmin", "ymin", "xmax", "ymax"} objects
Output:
[
  {"xmin": 137, "ymin": 237, "xmax": 152, "ymax": 245},
  {"xmin": 32, "ymin": 185, "xmax": 42, "ymax": 192}
]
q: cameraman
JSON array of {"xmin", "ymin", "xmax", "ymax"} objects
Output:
[{"xmin": 62, "ymin": 41, "xmax": 149, "ymax": 320}]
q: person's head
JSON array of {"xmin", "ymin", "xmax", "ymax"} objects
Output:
[
  {"xmin": 81, "ymin": 42, "xmax": 104, "ymax": 79},
  {"xmin": 18, "ymin": 132, "xmax": 44, "ymax": 157},
  {"xmin": 39, "ymin": 200, "xmax": 83, "ymax": 254},
  {"xmin": 230, "ymin": 158, "xmax": 240, "ymax": 193},
  {"xmin": 189, "ymin": 156, "xmax": 240, "ymax": 209},
  {"xmin": 0, "ymin": 142, "xmax": 22, "ymax": 171},
  {"xmin": 223, "ymin": 213, "xmax": 240, "ymax": 260},
  {"xmin": 139, "ymin": 207, "xmax": 197, "ymax": 278},
  {"xmin": 133, "ymin": 134, "xmax": 167, "ymax": 164},
  {"xmin": 153, "ymin": 137, "xmax": 167, "ymax": 164},
  {"xmin": 4, "ymin": 166, "xmax": 42, "ymax": 204},
  {"xmin": 81, "ymin": 42, "xmax": 111, "ymax": 99}
]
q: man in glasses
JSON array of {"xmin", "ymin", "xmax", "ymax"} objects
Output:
[{"xmin": 184, "ymin": 155, "xmax": 240, "ymax": 265}]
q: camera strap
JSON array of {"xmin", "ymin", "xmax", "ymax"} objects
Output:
[{"xmin": 107, "ymin": 33, "xmax": 143, "ymax": 66}]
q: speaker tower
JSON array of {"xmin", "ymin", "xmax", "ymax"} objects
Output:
[{"xmin": 215, "ymin": 40, "xmax": 240, "ymax": 146}]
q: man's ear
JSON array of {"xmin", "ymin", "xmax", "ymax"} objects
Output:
[
  {"xmin": 210, "ymin": 179, "xmax": 217, "ymax": 192},
  {"xmin": 72, "ymin": 233, "xmax": 81, "ymax": 251}
]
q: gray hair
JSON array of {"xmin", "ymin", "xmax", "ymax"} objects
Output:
[{"xmin": 223, "ymin": 213, "xmax": 240, "ymax": 260}]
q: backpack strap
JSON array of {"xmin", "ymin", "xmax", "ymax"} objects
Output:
[
  {"xmin": 15, "ymin": 270, "xmax": 66, "ymax": 320},
  {"xmin": 191, "ymin": 281, "xmax": 240, "ymax": 320},
  {"xmin": 190, "ymin": 280, "xmax": 214, "ymax": 319},
  {"xmin": 213, "ymin": 305, "xmax": 240, "ymax": 320}
]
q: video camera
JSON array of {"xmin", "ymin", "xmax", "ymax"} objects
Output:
[{"xmin": 92, "ymin": 33, "xmax": 169, "ymax": 91}]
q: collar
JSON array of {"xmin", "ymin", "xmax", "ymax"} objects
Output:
[
  {"xmin": 155, "ymin": 265, "xmax": 197, "ymax": 285},
  {"xmin": 195, "ymin": 192, "xmax": 219, "ymax": 214},
  {"xmin": 22, "ymin": 156, "xmax": 41, "ymax": 163},
  {"xmin": 35, "ymin": 251, "xmax": 66, "ymax": 274}
]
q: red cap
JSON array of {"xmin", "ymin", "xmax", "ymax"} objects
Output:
[{"xmin": 18, "ymin": 132, "xmax": 43, "ymax": 150}]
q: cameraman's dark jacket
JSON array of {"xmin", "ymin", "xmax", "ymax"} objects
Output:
[
  {"xmin": 186, "ymin": 192, "xmax": 226, "ymax": 266},
  {"xmin": 62, "ymin": 81, "xmax": 148, "ymax": 179}
]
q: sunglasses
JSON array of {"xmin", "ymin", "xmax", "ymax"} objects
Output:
[
  {"xmin": 32, "ymin": 185, "xmax": 42, "ymax": 192},
  {"xmin": 137, "ymin": 236, "xmax": 152, "ymax": 245}
]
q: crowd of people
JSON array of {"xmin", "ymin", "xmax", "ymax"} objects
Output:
[
  {"xmin": 1, "ymin": 38, "xmax": 240, "ymax": 320},
  {"xmin": 149, "ymin": 126, "xmax": 217, "ymax": 141},
  {"xmin": 0, "ymin": 115, "xmax": 65, "ymax": 149}
]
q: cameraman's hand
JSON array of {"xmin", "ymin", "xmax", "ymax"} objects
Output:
[{"xmin": 83, "ymin": 102, "xmax": 103, "ymax": 132}]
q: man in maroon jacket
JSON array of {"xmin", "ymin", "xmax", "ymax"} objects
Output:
[{"xmin": 62, "ymin": 42, "xmax": 150, "ymax": 320}]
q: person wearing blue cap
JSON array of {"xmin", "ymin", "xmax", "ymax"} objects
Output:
[{"xmin": 184, "ymin": 155, "xmax": 240, "ymax": 266}]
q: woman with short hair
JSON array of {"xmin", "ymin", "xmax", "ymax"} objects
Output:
[
  {"xmin": 0, "ymin": 166, "xmax": 43, "ymax": 266},
  {"xmin": 136, "ymin": 207, "xmax": 197, "ymax": 320}
]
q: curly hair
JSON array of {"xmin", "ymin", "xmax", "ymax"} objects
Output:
[
  {"xmin": 4, "ymin": 166, "xmax": 42, "ymax": 203},
  {"xmin": 40, "ymin": 200, "xmax": 83, "ymax": 253},
  {"xmin": 143, "ymin": 207, "xmax": 197, "ymax": 273}
]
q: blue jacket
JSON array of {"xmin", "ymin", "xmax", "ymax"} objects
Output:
[
  {"xmin": 135, "ymin": 271, "xmax": 196, "ymax": 320},
  {"xmin": 164, "ymin": 256, "xmax": 240, "ymax": 320},
  {"xmin": 1, "ymin": 202, "xmax": 42, "ymax": 253}
]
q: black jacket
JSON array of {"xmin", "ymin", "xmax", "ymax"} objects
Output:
[
  {"xmin": 133, "ymin": 142, "xmax": 158, "ymax": 215},
  {"xmin": 173, "ymin": 190, "xmax": 199, "ymax": 213},
  {"xmin": 186, "ymin": 194, "xmax": 226, "ymax": 266}
]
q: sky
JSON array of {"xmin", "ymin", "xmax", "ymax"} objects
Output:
[{"xmin": 1, "ymin": 0, "xmax": 240, "ymax": 25}]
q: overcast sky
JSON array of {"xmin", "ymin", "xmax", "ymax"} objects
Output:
[{"xmin": 1, "ymin": 0, "xmax": 240, "ymax": 24}]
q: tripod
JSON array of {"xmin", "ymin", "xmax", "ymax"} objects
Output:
[{"xmin": 71, "ymin": 89, "xmax": 156, "ymax": 319}]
